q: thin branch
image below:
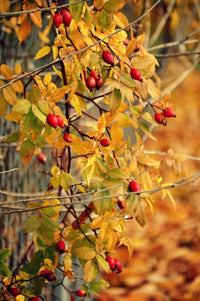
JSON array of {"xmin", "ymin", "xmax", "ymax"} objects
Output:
[
  {"xmin": 147, "ymin": 39, "xmax": 199, "ymax": 52},
  {"xmin": 149, "ymin": 0, "xmax": 176, "ymax": 46},
  {"xmin": 0, "ymin": 0, "xmax": 89, "ymax": 19},
  {"xmin": 155, "ymin": 51, "xmax": 200, "ymax": 59},
  {"xmin": 1, "ymin": 172, "xmax": 199, "ymax": 214},
  {"xmin": 144, "ymin": 150, "xmax": 200, "ymax": 162},
  {"xmin": 0, "ymin": 168, "xmax": 18, "ymax": 174},
  {"xmin": 0, "ymin": 0, "xmax": 161, "ymax": 91}
]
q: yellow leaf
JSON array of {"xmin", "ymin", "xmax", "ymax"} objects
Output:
[
  {"xmin": 84, "ymin": 260, "xmax": 98, "ymax": 282},
  {"xmin": 137, "ymin": 153, "xmax": 160, "ymax": 168},
  {"xmin": 16, "ymin": 295, "xmax": 24, "ymax": 301},
  {"xmin": 0, "ymin": 64, "xmax": 14, "ymax": 79},
  {"xmin": 70, "ymin": 94, "xmax": 82, "ymax": 116},
  {"xmin": 97, "ymin": 113, "xmax": 106, "ymax": 134},
  {"xmin": 110, "ymin": 122, "xmax": 124, "ymax": 145},
  {"xmin": 3, "ymin": 87, "xmax": 18, "ymax": 105},
  {"xmin": 34, "ymin": 46, "xmax": 51, "ymax": 60},
  {"xmin": 15, "ymin": 63, "xmax": 22, "ymax": 74},
  {"xmin": 63, "ymin": 254, "xmax": 72, "ymax": 272},
  {"xmin": 6, "ymin": 111, "xmax": 22, "ymax": 122},
  {"xmin": 113, "ymin": 11, "xmax": 128, "ymax": 28},
  {"xmin": 11, "ymin": 80, "xmax": 24, "ymax": 93},
  {"xmin": 44, "ymin": 73, "xmax": 52, "ymax": 86},
  {"xmin": 17, "ymin": 18, "xmax": 31, "ymax": 45},
  {"xmin": 52, "ymin": 45, "xmax": 58, "ymax": 60}
]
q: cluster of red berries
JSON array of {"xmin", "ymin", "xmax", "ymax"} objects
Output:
[
  {"xmin": 40, "ymin": 269, "xmax": 56, "ymax": 281},
  {"xmin": 46, "ymin": 114, "xmax": 72, "ymax": 143},
  {"xmin": 102, "ymin": 50, "xmax": 143, "ymax": 82},
  {"xmin": 154, "ymin": 108, "xmax": 176, "ymax": 125},
  {"xmin": 106, "ymin": 255, "xmax": 122, "ymax": 273},
  {"xmin": 53, "ymin": 9, "xmax": 72, "ymax": 27},
  {"xmin": 86, "ymin": 70, "xmax": 103, "ymax": 90},
  {"xmin": 47, "ymin": 113, "xmax": 64, "ymax": 128}
]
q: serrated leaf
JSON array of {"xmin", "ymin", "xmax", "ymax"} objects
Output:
[
  {"xmin": 84, "ymin": 260, "xmax": 98, "ymax": 282},
  {"xmin": 120, "ymin": 73, "xmax": 136, "ymax": 89},
  {"xmin": 70, "ymin": 94, "xmax": 82, "ymax": 116},
  {"xmin": 12, "ymin": 80, "xmax": 24, "ymax": 93},
  {"xmin": 110, "ymin": 122, "xmax": 123, "ymax": 145},
  {"xmin": 13, "ymin": 99, "xmax": 31, "ymax": 114},
  {"xmin": 0, "ymin": 262, "xmax": 11, "ymax": 277},
  {"xmin": 96, "ymin": 255, "xmax": 110, "ymax": 272},
  {"xmin": 140, "ymin": 122, "xmax": 156, "ymax": 141},
  {"xmin": 3, "ymin": 86, "xmax": 18, "ymax": 105},
  {"xmin": 104, "ymin": 0, "xmax": 125, "ymax": 12},
  {"xmin": 0, "ymin": 64, "xmax": 14, "ymax": 79},
  {"xmin": 34, "ymin": 46, "xmax": 51, "ymax": 60},
  {"xmin": 23, "ymin": 215, "xmax": 40, "ymax": 233},
  {"xmin": 0, "ymin": 249, "xmax": 11, "ymax": 261},
  {"xmin": 109, "ymin": 88, "xmax": 122, "ymax": 115},
  {"xmin": 37, "ymin": 215, "xmax": 59, "ymax": 244},
  {"xmin": 70, "ymin": 0, "xmax": 84, "ymax": 21},
  {"xmin": 73, "ymin": 247, "xmax": 96, "ymax": 260},
  {"xmin": 135, "ymin": 200, "xmax": 146, "ymax": 227},
  {"xmin": 19, "ymin": 139, "xmax": 35, "ymax": 166},
  {"xmin": 96, "ymin": 9, "xmax": 112, "ymax": 29},
  {"xmin": 32, "ymin": 104, "xmax": 46, "ymax": 123},
  {"xmin": 147, "ymin": 79, "xmax": 161, "ymax": 100},
  {"xmin": 89, "ymin": 279, "xmax": 110, "ymax": 296}
]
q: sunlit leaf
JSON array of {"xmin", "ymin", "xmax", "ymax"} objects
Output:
[
  {"xmin": 17, "ymin": 18, "xmax": 31, "ymax": 45},
  {"xmin": 0, "ymin": 64, "xmax": 14, "ymax": 79},
  {"xmin": 84, "ymin": 260, "xmax": 98, "ymax": 282},
  {"xmin": 34, "ymin": 46, "xmax": 51, "ymax": 60}
]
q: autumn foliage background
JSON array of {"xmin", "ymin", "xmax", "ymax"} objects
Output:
[{"xmin": 0, "ymin": 1, "xmax": 200, "ymax": 301}]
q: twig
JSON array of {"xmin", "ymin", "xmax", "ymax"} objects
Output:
[
  {"xmin": 144, "ymin": 150, "xmax": 200, "ymax": 162},
  {"xmin": 0, "ymin": 168, "xmax": 18, "ymax": 174},
  {"xmin": 155, "ymin": 51, "xmax": 200, "ymax": 59}
]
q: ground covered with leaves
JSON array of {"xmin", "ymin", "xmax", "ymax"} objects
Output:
[{"xmin": 98, "ymin": 70, "xmax": 200, "ymax": 301}]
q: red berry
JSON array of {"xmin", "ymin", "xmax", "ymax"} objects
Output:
[
  {"xmin": 56, "ymin": 240, "xmax": 65, "ymax": 252},
  {"xmin": 128, "ymin": 180, "xmax": 141, "ymax": 192},
  {"xmin": 102, "ymin": 50, "xmax": 114, "ymax": 65},
  {"xmin": 96, "ymin": 78, "xmax": 103, "ymax": 89},
  {"xmin": 40, "ymin": 269, "xmax": 51, "ymax": 276},
  {"xmin": 46, "ymin": 272, "xmax": 56, "ymax": 281},
  {"xmin": 86, "ymin": 76, "xmax": 96, "ymax": 89},
  {"xmin": 63, "ymin": 133, "xmax": 71, "ymax": 143},
  {"xmin": 163, "ymin": 108, "xmax": 176, "ymax": 118},
  {"xmin": 115, "ymin": 259, "xmax": 122, "ymax": 273},
  {"xmin": 100, "ymin": 138, "xmax": 110, "ymax": 147},
  {"xmin": 76, "ymin": 289, "xmax": 86, "ymax": 297},
  {"xmin": 9, "ymin": 288, "xmax": 21, "ymax": 297},
  {"xmin": 29, "ymin": 297, "xmax": 40, "ymax": 301},
  {"xmin": 47, "ymin": 114, "xmax": 58, "ymax": 128},
  {"xmin": 117, "ymin": 199, "xmax": 126, "ymax": 209},
  {"xmin": 71, "ymin": 296, "xmax": 75, "ymax": 301},
  {"xmin": 53, "ymin": 13, "xmax": 63, "ymax": 27},
  {"xmin": 130, "ymin": 68, "xmax": 143, "ymax": 81},
  {"xmin": 90, "ymin": 70, "xmax": 100, "ymax": 81},
  {"xmin": 154, "ymin": 112, "xmax": 164, "ymax": 124},
  {"xmin": 37, "ymin": 153, "xmax": 47, "ymax": 164},
  {"xmin": 106, "ymin": 256, "xmax": 116, "ymax": 270},
  {"xmin": 56, "ymin": 115, "xmax": 64, "ymax": 128},
  {"xmin": 60, "ymin": 9, "xmax": 72, "ymax": 26}
]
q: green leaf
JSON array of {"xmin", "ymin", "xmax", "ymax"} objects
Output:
[
  {"xmin": 96, "ymin": 10, "xmax": 112, "ymax": 29},
  {"xmin": 23, "ymin": 215, "xmax": 41, "ymax": 233},
  {"xmin": 37, "ymin": 215, "xmax": 59, "ymax": 244},
  {"xmin": 44, "ymin": 245, "xmax": 56, "ymax": 264},
  {"xmin": 120, "ymin": 73, "xmax": 136, "ymax": 89},
  {"xmin": 21, "ymin": 250, "xmax": 43, "ymax": 275},
  {"xmin": 5, "ymin": 130, "xmax": 20, "ymax": 143},
  {"xmin": 19, "ymin": 139, "xmax": 35, "ymax": 166},
  {"xmin": 73, "ymin": 246, "xmax": 96, "ymax": 260},
  {"xmin": 140, "ymin": 122, "xmax": 156, "ymax": 141},
  {"xmin": 0, "ymin": 249, "xmax": 11, "ymax": 261},
  {"xmin": 84, "ymin": 260, "xmax": 98, "ymax": 282},
  {"xmin": 70, "ymin": 0, "xmax": 84, "ymax": 21},
  {"xmin": 104, "ymin": 0, "xmax": 125, "ymax": 12},
  {"xmin": 32, "ymin": 104, "xmax": 46, "ymax": 123},
  {"xmin": 109, "ymin": 88, "xmax": 122, "ymax": 115},
  {"xmin": 95, "ymin": 255, "xmax": 110, "ymax": 272},
  {"xmin": 32, "ymin": 277, "xmax": 45, "ymax": 296},
  {"xmin": 142, "ymin": 111, "xmax": 158, "ymax": 125},
  {"xmin": 0, "ymin": 262, "xmax": 11, "ymax": 277},
  {"xmin": 12, "ymin": 99, "xmax": 31, "ymax": 114},
  {"xmin": 89, "ymin": 279, "xmax": 110, "ymax": 296},
  {"xmin": 125, "ymin": 193, "xmax": 138, "ymax": 214}
]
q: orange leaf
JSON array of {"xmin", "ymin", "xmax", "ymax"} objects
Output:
[
  {"xmin": 0, "ymin": 0, "xmax": 10, "ymax": 13},
  {"xmin": 0, "ymin": 64, "xmax": 14, "ymax": 79},
  {"xmin": 28, "ymin": 3, "xmax": 42, "ymax": 28},
  {"xmin": 17, "ymin": 18, "xmax": 31, "ymax": 45},
  {"xmin": 110, "ymin": 122, "xmax": 124, "ymax": 145}
]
